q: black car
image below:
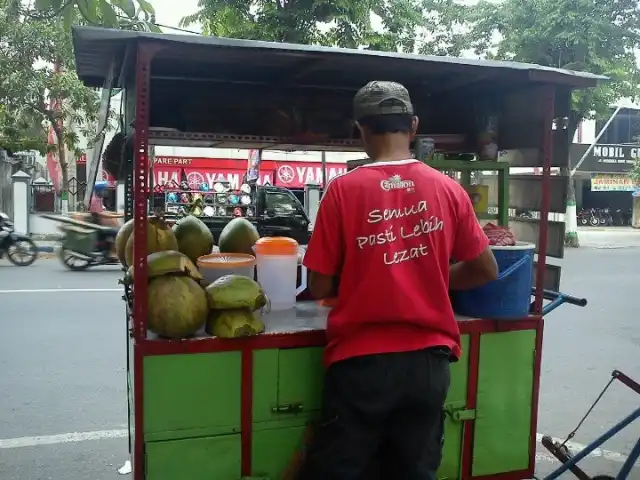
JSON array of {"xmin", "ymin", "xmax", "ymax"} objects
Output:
[{"xmin": 155, "ymin": 185, "xmax": 311, "ymax": 245}]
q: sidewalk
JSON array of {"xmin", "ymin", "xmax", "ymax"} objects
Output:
[
  {"xmin": 576, "ymin": 226, "xmax": 640, "ymax": 249},
  {"xmin": 31, "ymin": 234, "xmax": 60, "ymax": 253}
]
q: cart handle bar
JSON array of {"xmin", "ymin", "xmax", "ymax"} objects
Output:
[
  {"xmin": 537, "ymin": 289, "xmax": 588, "ymax": 307},
  {"xmin": 530, "ymin": 288, "xmax": 587, "ymax": 316}
]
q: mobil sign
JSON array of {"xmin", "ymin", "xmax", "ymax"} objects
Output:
[{"xmin": 152, "ymin": 156, "xmax": 347, "ymax": 189}]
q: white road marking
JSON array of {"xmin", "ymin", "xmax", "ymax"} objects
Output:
[
  {"xmin": 0, "ymin": 429, "xmax": 631, "ymax": 466},
  {"xmin": 0, "ymin": 288, "xmax": 121, "ymax": 294},
  {"xmin": 0, "ymin": 429, "xmax": 128, "ymax": 449}
]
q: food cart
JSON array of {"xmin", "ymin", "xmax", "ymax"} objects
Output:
[{"xmin": 71, "ymin": 26, "xmax": 603, "ymax": 480}]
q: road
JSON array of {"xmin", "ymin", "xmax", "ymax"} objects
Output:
[{"xmin": 0, "ymin": 236, "xmax": 639, "ymax": 479}]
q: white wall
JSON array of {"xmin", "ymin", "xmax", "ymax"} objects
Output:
[{"xmin": 29, "ymin": 214, "xmax": 61, "ymax": 236}]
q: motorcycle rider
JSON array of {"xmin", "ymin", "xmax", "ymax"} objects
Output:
[{"xmin": 88, "ymin": 181, "xmax": 122, "ymax": 257}]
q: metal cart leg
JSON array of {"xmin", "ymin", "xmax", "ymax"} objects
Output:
[{"xmin": 542, "ymin": 408, "xmax": 640, "ymax": 480}]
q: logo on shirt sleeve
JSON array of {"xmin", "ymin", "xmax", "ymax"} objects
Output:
[{"xmin": 380, "ymin": 174, "xmax": 415, "ymax": 192}]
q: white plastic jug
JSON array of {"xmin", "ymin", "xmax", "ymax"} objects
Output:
[{"xmin": 255, "ymin": 237, "xmax": 300, "ymax": 311}]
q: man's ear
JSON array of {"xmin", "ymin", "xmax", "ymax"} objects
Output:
[
  {"xmin": 355, "ymin": 120, "xmax": 366, "ymax": 139},
  {"xmin": 410, "ymin": 116, "xmax": 419, "ymax": 139}
]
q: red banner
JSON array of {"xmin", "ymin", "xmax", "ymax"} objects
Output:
[{"xmin": 152, "ymin": 156, "xmax": 348, "ymax": 189}]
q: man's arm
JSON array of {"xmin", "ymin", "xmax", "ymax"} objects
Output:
[
  {"xmin": 450, "ymin": 191, "xmax": 498, "ymax": 290},
  {"xmin": 302, "ymin": 182, "xmax": 344, "ymax": 300}
]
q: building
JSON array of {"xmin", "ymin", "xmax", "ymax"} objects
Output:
[{"xmin": 570, "ymin": 100, "xmax": 639, "ymax": 215}]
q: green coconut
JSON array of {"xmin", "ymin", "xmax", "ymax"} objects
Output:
[
  {"xmin": 172, "ymin": 215, "xmax": 215, "ymax": 264},
  {"xmin": 124, "ymin": 216, "xmax": 179, "ymax": 267},
  {"xmin": 205, "ymin": 274, "xmax": 267, "ymax": 311},
  {"xmin": 115, "ymin": 219, "xmax": 135, "ymax": 266},
  {"xmin": 218, "ymin": 218, "xmax": 260, "ymax": 256},
  {"xmin": 206, "ymin": 308, "xmax": 265, "ymax": 338},
  {"xmin": 124, "ymin": 250, "xmax": 203, "ymax": 285},
  {"xmin": 147, "ymin": 275, "xmax": 209, "ymax": 339}
]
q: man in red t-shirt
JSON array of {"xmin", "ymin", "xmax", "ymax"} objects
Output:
[{"xmin": 298, "ymin": 81, "xmax": 498, "ymax": 479}]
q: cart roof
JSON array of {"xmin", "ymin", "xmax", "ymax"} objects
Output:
[{"xmin": 72, "ymin": 26, "xmax": 604, "ymax": 90}]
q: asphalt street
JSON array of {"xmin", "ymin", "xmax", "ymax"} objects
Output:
[{"xmin": 0, "ymin": 232, "xmax": 639, "ymax": 479}]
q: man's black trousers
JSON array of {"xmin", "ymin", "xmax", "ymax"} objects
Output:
[{"xmin": 296, "ymin": 346, "xmax": 451, "ymax": 480}]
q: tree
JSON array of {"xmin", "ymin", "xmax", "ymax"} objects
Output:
[
  {"xmin": 180, "ymin": 0, "xmax": 467, "ymax": 54},
  {"xmin": 0, "ymin": 0, "xmax": 104, "ymax": 205},
  {"xmin": 0, "ymin": 106, "xmax": 48, "ymax": 154},
  {"xmin": 461, "ymin": 0, "xmax": 640, "ymax": 247},
  {"xmin": 20, "ymin": 0, "xmax": 158, "ymax": 31}
]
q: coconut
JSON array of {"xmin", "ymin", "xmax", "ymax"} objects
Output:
[
  {"xmin": 124, "ymin": 216, "xmax": 179, "ymax": 267},
  {"xmin": 147, "ymin": 275, "xmax": 209, "ymax": 339},
  {"xmin": 205, "ymin": 275, "xmax": 267, "ymax": 311},
  {"xmin": 172, "ymin": 215, "xmax": 215, "ymax": 264},
  {"xmin": 115, "ymin": 219, "xmax": 135, "ymax": 266},
  {"xmin": 206, "ymin": 308, "xmax": 265, "ymax": 338},
  {"xmin": 124, "ymin": 250, "xmax": 203, "ymax": 285}
]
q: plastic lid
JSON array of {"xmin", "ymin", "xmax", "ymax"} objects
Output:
[
  {"xmin": 197, "ymin": 253, "xmax": 256, "ymax": 269},
  {"xmin": 255, "ymin": 236, "xmax": 299, "ymax": 255}
]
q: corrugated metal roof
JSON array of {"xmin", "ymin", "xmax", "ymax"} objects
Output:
[{"xmin": 72, "ymin": 26, "xmax": 606, "ymax": 89}]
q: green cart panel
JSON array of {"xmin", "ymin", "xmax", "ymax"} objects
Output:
[
  {"xmin": 143, "ymin": 352, "xmax": 242, "ymax": 440},
  {"xmin": 472, "ymin": 330, "xmax": 536, "ymax": 476},
  {"xmin": 252, "ymin": 425, "xmax": 307, "ymax": 478},
  {"xmin": 146, "ymin": 434, "xmax": 241, "ymax": 480},
  {"xmin": 439, "ymin": 334, "xmax": 470, "ymax": 480},
  {"xmin": 62, "ymin": 226, "xmax": 98, "ymax": 255},
  {"xmin": 252, "ymin": 348, "xmax": 324, "ymax": 424},
  {"xmin": 277, "ymin": 347, "xmax": 324, "ymax": 413}
]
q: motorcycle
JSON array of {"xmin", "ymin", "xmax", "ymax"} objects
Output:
[
  {"xmin": 577, "ymin": 208, "xmax": 600, "ymax": 226},
  {"xmin": 0, "ymin": 212, "xmax": 38, "ymax": 266},
  {"xmin": 38, "ymin": 213, "xmax": 120, "ymax": 271},
  {"xmin": 57, "ymin": 222, "xmax": 120, "ymax": 271},
  {"xmin": 598, "ymin": 207, "xmax": 614, "ymax": 226}
]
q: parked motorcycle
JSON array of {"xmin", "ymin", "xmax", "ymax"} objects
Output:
[
  {"xmin": 0, "ymin": 212, "xmax": 38, "ymax": 266},
  {"xmin": 598, "ymin": 207, "xmax": 614, "ymax": 226},
  {"xmin": 577, "ymin": 208, "xmax": 600, "ymax": 227}
]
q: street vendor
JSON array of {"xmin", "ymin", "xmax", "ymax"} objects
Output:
[
  {"xmin": 88, "ymin": 181, "xmax": 123, "ymax": 256},
  {"xmin": 298, "ymin": 81, "xmax": 498, "ymax": 479}
]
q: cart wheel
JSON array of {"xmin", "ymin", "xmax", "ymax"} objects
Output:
[{"xmin": 59, "ymin": 248, "xmax": 91, "ymax": 271}]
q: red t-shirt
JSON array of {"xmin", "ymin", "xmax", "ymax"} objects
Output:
[{"xmin": 303, "ymin": 159, "xmax": 489, "ymax": 366}]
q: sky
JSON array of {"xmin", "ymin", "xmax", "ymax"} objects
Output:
[{"xmin": 149, "ymin": 0, "xmax": 202, "ymax": 33}]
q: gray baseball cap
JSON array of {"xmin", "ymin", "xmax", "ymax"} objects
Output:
[{"xmin": 353, "ymin": 81, "xmax": 414, "ymax": 120}]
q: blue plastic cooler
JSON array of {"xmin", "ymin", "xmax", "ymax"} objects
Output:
[{"xmin": 451, "ymin": 242, "xmax": 535, "ymax": 319}]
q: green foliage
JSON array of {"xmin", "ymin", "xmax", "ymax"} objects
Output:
[
  {"xmin": 25, "ymin": 0, "xmax": 159, "ymax": 31},
  {"xmin": 0, "ymin": 106, "xmax": 48, "ymax": 154},
  {"xmin": 0, "ymin": 0, "xmax": 108, "ymax": 187},
  {"xmin": 180, "ymin": 0, "xmax": 466, "ymax": 54},
  {"xmin": 462, "ymin": 0, "xmax": 640, "ymax": 129}
]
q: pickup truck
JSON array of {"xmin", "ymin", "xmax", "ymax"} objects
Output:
[{"xmin": 154, "ymin": 184, "xmax": 312, "ymax": 245}]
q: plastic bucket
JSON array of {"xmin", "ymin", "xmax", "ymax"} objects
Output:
[
  {"xmin": 197, "ymin": 253, "xmax": 256, "ymax": 286},
  {"xmin": 451, "ymin": 242, "xmax": 535, "ymax": 319}
]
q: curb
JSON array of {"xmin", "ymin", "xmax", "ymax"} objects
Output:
[{"xmin": 37, "ymin": 246, "xmax": 56, "ymax": 253}]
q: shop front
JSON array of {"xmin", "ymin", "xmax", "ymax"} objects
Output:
[
  {"xmin": 151, "ymin": 156, "xmax": 348, "ymax": 204},
  {"xmin": 570, "ymin": 143, "xmax": 638, "ymax": 214}
]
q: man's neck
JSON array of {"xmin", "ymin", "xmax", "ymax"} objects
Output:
[{"xmin": 369, "ymin": 150, "xmax": 413, "ymax": 163}]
